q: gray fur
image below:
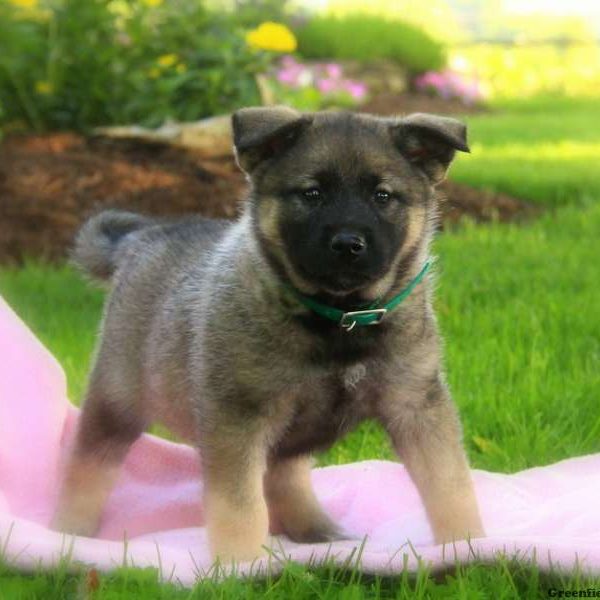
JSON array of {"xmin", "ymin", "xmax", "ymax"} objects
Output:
[
  {"xmin": 53, "ymin": 107, "xmax": 484, "ymax": 559},
  {"xmin": 72, "ymin": 210, "xmax": 152, "ymax": 281}
]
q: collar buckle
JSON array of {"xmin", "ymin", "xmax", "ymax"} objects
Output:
[{"xmin": 339, "ymin": 308, "xmax": 387, "ymax": 331}]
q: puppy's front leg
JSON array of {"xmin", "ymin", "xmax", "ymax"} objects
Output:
[
  {"xmin": 381, "ymin": 378, "xmax": 484, "ymax": 545},
  {"xmin": 201, "ymin": 427, "xmax": 269, "ymax": 564}
]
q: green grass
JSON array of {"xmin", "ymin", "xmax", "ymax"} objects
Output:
[
  {"xmin": 452, "ymin": 97, "xmax": 600, "ymax": 206},
  {"xmin": 2, "ymin": 554, "xmax": 597, "ymax": 599},
  {"xmin": 1, "ymin": 96, "xmax": 600, "ymax": 596},
  {"xmin": 0, "ymin": 264, "xmax": 104, "ymax": 402}
]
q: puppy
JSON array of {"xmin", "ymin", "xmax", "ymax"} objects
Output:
[{"xmin": 52, "ymin": 106, "xmax": 485, "ymax": 562}]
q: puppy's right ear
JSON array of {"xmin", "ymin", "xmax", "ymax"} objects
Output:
[{"xmin": 232, "ymin": 106, "xmax": 312, "ymax": 173}]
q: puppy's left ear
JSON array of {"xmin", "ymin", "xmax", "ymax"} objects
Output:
[
  {"xmin": 390, "ymin": 113, "xmax": 469, "ymax": 185},
  {"xmin": 232, "ymin": 106, "xmax": 313, "ymax": 174}
]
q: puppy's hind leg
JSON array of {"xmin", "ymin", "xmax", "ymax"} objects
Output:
[
  {"xmin": 265, "ymin": 455, "xmax": 342, "ymax": 543},
  {"xmin": 51, "ymin": 381, "xmax": 145, "ymax": 537}
]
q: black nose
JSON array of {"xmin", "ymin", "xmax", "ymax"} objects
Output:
[{"xmin": 330, "ymin": 231, "xmax": 367, "ymax": 259}]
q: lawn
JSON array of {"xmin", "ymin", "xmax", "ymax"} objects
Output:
[
  {"xmin": 451, "ymin": 96, "xmax": 600, "ymax": 207},
  {"xmin": 1, "ymin": 97, "xmax": 599, "ymax": 597}
]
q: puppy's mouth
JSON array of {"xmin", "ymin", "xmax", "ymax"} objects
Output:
[
  {"xmin": 301, "ymin": 267, "xmax": 380, "ymax": 296},
  {"xmin": 323, "ymin": 274, "xmax": 372, "ymax": 295}
]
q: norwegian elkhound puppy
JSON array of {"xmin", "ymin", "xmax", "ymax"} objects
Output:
[{"xmin": 52, "ymin": 106, "xmax": 485, "ymax": 562}]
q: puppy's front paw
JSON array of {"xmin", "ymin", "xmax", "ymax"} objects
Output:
[
  {"xmin": 211, "ymin": 539, "xmax": 270, "ymax": 565},
  {"xmin": 433, "ymin": 521, "xmax": 485, "ymax": 545}
]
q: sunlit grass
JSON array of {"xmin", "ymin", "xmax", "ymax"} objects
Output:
[
  {"xmin": 469, "ymin": 140, "xmax": 600, "ymax": 161},
  {"xmin": 451, "ymin": 97, "xmax": 600, "ymax": 206}
]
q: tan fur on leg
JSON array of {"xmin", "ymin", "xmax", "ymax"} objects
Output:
[
  {"xmin": 401, "ymin": 436, "xmax": 484, "ymax": 544},
  {"xmin": 203, "ymin": 441, "xmax": 269, "ymax": 563},
  {"xmin": 265, "ymin": 455, "xmax": 340, "ymax": 543},
  {"xmin": 51, "ymin": 454, "xmax": 120, "ymax": 537},
  {"xmin": 384, "ymin": 393, "xmax": 485, "ymax": 544},
  {"xmin": 204, "ymin": 486, "xmax": 269, "ymax": 563}
]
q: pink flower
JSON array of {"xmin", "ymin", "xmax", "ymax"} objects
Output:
[
  {"xmin": 414, "ymin": 69, "xmax": 484, "ymax": 105},
  {"xmin": 325, "ymin": 63, "xmax": 342, "ymax": 79},
  {"xmin": 416, "ymin": 72, "xmax": 445, "ymax": 88},
  {"xmin": 280, "ymin": 55, "xmax": 299, "ymax": 69},
  {"xmin": 344, "ymin": 80, "xmax": 367, "ymax": 100},
  {"xmin": 316, "ymin": 78, "xmax": 338, "ymax": 94},
  {"xmin": 271, "ymin": 57, "xmax": 368, "ymax": 105},
  {"xmin": 276, "ymin": 63, "xmax": 314, "ymax": 88},
  {"xmin": 276, "ymin": 67, "xmax": 301, "ymax": 86}
]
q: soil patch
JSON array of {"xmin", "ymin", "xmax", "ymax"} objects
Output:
[
  {"xmin": 439, "ymin": 180, "xmax": 541, "ymax": 227},
  {"xmin": 0, "ymin": 132, "xmax": 538, "ymax": 265}
]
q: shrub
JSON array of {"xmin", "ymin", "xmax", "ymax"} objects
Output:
[
  {"xmin": 294, "ymin": 14, "xmax": 446, "ymax": 75},
  {"xmin": 224, "ymin": 0, "xmax": 290, "ymax": 29},
  {"xmin": 0, "ymin": 0, "xmax": 268, "ymax": 132}
]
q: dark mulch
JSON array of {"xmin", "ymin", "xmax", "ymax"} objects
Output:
[{"xmin": 0, "ymin": 132, "xmax": 539, "ymax": 265}]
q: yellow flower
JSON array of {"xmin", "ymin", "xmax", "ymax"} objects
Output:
[
  {"xmin": 245, "ymin": 22, "xmax": 297, "ymax": 53},
  {"xmin": 157, "ymin": 53, "xmax": 178, "ymax": 68},
  {"xmin": 142, "ymin": 0, "xmax": 163, "ymax": 6},
  {"xmin": 10, "ymin": 0, "xmax": 38, "ymax": 8},
  {"xmin": 35, "ymin": 81, "xmax": 53, "ymax": 95}
]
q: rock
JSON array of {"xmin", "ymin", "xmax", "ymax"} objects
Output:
[{"xmin": 94, "ymin": 115, "xmax": 233, "ymax": 158}]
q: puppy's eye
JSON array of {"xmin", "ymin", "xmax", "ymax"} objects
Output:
[
  {"xmin": 302, "ymin": 188, "xmax": 322, "ymax": 201},
  {"xmin": 374, "ymin": 190, "xmax": 391, "ymax": 204}
]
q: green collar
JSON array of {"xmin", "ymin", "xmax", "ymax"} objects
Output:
[{"xmin": 291, "ymin": 260, "xmax": 431, "ymax": 331}]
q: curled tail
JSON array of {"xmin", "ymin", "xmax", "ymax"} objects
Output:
[{"xmin": 72, "ymin": 210, "xmax": 153, "ymax": 281}]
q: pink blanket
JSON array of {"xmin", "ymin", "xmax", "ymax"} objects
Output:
[{"xmin": 1, "ymin": 293, "xmax": 599, "ymax": 585}]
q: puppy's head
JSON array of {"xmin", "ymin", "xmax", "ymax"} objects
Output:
[{"xmin": 233, "ymin": 106, "xmax": 468, "ymax": 300}]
